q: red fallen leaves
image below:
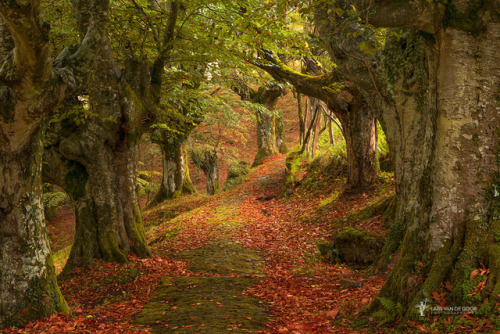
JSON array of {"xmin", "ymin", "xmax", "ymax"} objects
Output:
[
  {"xmin": 0, "ymin": 255, "xmax": 190, "ymax": 334},
  {"xmin": 16, "ymin": 152, "xmax": 491, "ymax": 334},
  {"xmin": 231, "ymin": 157, "xmax": 386, "ymax": 333}
]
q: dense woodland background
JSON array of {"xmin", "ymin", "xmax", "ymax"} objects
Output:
[{"xmin": 0, "ymin": 0, "xmax": 499, "ymax": 333}]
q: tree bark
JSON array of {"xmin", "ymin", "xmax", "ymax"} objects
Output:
[
  {"xmin": 255, "ymin": 53, "xmax": 379, "ymax": 188},
  {"xmin": 342, "ymin": 94, "xmax": 378, "ymax": 190},
  {"xmin": 43, "ymin": 0, "xmax": 151, "ymax": 272},
  {"xmin": 253, "ymin": 84, "xmax": 287, "ymax": 166},
  {"xmin": 149, "ymin": 136, "xmax": 196, "ymax": 206},
  {"xmin": 0, "ymin": 0, "xmax": 108, "ymax": 327},
  {"xmin": 230, "ymin": 79, "xmax": 288, "ymax": 166},
  {"xmin": 192, "ymin": 149, "xmax": 221, "ymax": 195},
  {"xmin": 316, "ymin": 0, "xmax": 500, "ymax": 316}
]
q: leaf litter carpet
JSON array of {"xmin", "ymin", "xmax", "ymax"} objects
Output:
[{"xmin": 2, "ymin": 154, "xmax": 384, "ymax": 333}]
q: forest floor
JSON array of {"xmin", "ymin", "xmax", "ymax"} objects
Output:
[
  {"xmin": 3, "ymin": 153, "xmax": 402, "ymax": 334},
  {"xmin": 3, "ymin": 150, "xmax": 496, "ymax": 333}
]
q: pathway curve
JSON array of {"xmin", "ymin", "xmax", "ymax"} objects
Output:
[{"xmin": 135, "ymin": 156, "xmax": 286, "ymax": 333}]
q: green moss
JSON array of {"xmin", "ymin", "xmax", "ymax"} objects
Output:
[
  {"xmin": 177, "ymin": 242, "xmax": 265, "ymax": 276},
  {"xmin": 135, "ymin": 276, "xmax": 269, "ymax": 333},
  {"xmin": 444, "ymin": 0, "xmax": 487, "ymax": 36},
  {"xmin": 224, "ymin": 161, "xmax": 250, "ymax": 191},
  {"xmin": 332, "ymin": 227, "xmax": 384, "ymax": 268},
  {"xmin": 4, "ymin": 254, "xmax": 70, "ymax": 328},
  {"xmin": 42, "ymin": 191, "xmax": 69, "ymax": 221},
  {"xmin": 135, "ymin": 236, "xmax": 268, "ymax": 332}
]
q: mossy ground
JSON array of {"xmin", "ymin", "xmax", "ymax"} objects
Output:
[
  {"xmin": 35, "ymin": 150, "xmax": 498, "ymax": 333},
  {"xmin": 135, "ymin": 241, "xmax": 268, "ymax": 333},
  {"xmin": 135, "ymin": 276, "xmax": 268, "ymax": 333}
]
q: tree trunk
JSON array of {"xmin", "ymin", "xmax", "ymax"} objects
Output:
[
  {"xmin": 149, "ymin": 138, "xmax": 196, "ymax": 206},
  {"xmin": 376, "ymin": 25, "xmax": 500, "ymax": 315},
  {"xmin": 0, "ymin": 131, "xmax": 69, "ymax": 327},
  {"xmin": 49, "ymin": 17, "xmax": 151, "ymax": 271},
  {"xmin": 200, "ymin": 151, "xmax": 221, "ymax": 195},
  {"xmin": 253, "ymin": 107, "xmax": 279, "ymax": 166},
  {"xmin": 311, "ymin": 98, "xmax": 321, "ymax": 158},
  {"xmin": 275, "ymin": 112, "xmax": 288, "ymax": 154},
  {"xmin": 340, "ymin": 95, "xmax": 378, "ymax": 190},
  {"xmin": 0, "ymin": 0, "xmax": 108, "ymax": 325},
  {"xmin": 297, "ymin": 93, "xmax": 306, "ymax": 145},
  {"xmin": 328, "ymin": 118, "xmax": 335, "ymax": 146},
  {"xmin": 316, "ymin": 0, "xmax": 500, "ymax": 316}
]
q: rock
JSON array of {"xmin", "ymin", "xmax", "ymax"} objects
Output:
[
  {"xmin": 340, "ymin": 278, "xmax": 362, "ymax": 289},
  {"xmin": 256, "ymin": 195, "xmax": 276, "ymax": 201},
  {"xmin": 334, "ymin": 227, "xmax": 384, "ymax": 268}
]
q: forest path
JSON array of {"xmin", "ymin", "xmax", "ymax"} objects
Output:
[
  {"xmin": 18, "ymin": 153, "xmax": 388, "ymax": 334},
  {"xmin": 136, "ymin": 155, "xmax": 287, "ymax": 333}
]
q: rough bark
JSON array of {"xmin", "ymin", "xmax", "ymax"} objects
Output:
[
  {"xmin": 342, "ymin": 93, "xmax": 378, "ymax": 190},
  {"xmin": 0, "ymin": 0, "xmax": 108, "ymax": 327},
  {"xmin": 191, "ymin": 149, "xmax": 221, "ymax": 195},
  {"xmin": 316, "ymin": 0, "xmax": 500, "ymax": 317},
  {"xmin": 42, "ymin": 0, "xmax": 151, "ymax": 272},
  {"xmin": 149, "ymin": 135, "xmax": 196, "ymax": 206},
  {"xmin": 231, "ymin": 79, "xmax": 288, "ymax": 166}
]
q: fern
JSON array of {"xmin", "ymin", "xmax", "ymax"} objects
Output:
[{"xmin": 372, "ymin": 297, "xmax": 403, "ymax": 326}]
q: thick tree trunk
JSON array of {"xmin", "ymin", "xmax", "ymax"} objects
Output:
[
  {"xmin": 254, "ymin": 107, "xmax": 279, "ymax": 166},
  {"xmin": 49, "ymin": 19, "xmax": 151, "ymax": 271},
  {"xmin": 0, "ymin": 0, "xmax": 108, "ymax": 325},
  {"xmin": 316, "ymin": 0, "xmax": 500, "ymax": 316},
  {"xmin": 0, "ymin": 131, "xmax": 69, "ymax": 327},
  {"xmin": 149, "ymin": 138, "xmax": 196, "ymax": 206},
  {"xmin": 341, "ymin": 96, "xmax": 378, "ymax": 190},
  {"xmin": 204, "ymin": 162, "xmax": 221, "ymax": 196},
  {"xmin": 275, "ymin": 113, "xmax": 288, "ymax": 154},
  {"xmin": 230, "ymin": 81, "xmax": 287, "ymax": 166},
  {"xmin": 199, "ymin": 151, "xmax": 221, "ymax": 195},
  {"xmin": 255, "ymin": 53, "xmax": 379, "ymax": 188},
  {"xmin": 376, "ymin": 24, "xmax": 500, "ymax": 315}
]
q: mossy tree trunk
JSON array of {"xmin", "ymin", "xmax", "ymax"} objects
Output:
[
  {"xmin": 316, "ymin": 0, "xmax": 500, "ymax": 317},
  {"xmin": 275, "ymin": 112, "xmax": 288, "ymax": 154},
  {"xmin": 339, "ymin": 93, "xmax": 378, "ymax": 190},
  {"xmin": 252, "ymin": 84, "xmax": 287, "ymax": 166},
  {"xmin": 231, "ymin": 79, "xmax": 288, "ymax": 166},
  {"xmin": 191, "ymin": 149, "xmax": 221, "ymax": 195},
  {"xmin": 256, "ymin": 56, "xmax": 379, "ymax": 189},
  {"xmin": 149, "ymin": 135, "xmax": 196, "ymax": 206},
  {"xmin": 0, "ymin": 0, "xmax": 108, "ymax": 327},
  {"xmin": 43, "ymin": 0, "xmax": 151, "ymax": 272}
]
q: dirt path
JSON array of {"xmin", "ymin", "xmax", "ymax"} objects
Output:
[
  {"xmin": 26, "ymin": 154, "xmax": 388, "ymax": 334},
  {"xmin": 135, "ymin": 157, "xmax": 286, "ymax": 333}
]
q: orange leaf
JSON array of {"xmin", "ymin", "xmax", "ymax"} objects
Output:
[
  {"xmin": 470, "ymin": 269, "xmax": 479, "ymax": 281},
  {"xmin": 326, "ymin": 308, "xmax": 339, "ymax": 319}
]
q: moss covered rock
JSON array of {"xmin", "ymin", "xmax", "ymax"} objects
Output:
[
  {"xmin": 319, "ymin": 227, "xmax": 384, "ymax": 268},
  {"xmin": 224, "ymin": 161, "xmax": 250, "ymax": 191},
  {"xmin": 334, "ymin": 227, "xmax": 384, "ymax": 268}
]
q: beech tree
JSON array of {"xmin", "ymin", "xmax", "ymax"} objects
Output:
[
  {"xmin": 313, "ymin": 0, "xmax": 500, "ymax": 318},
  {"xmin": 256, "ymin": 52, "xmax": 378, "ymax": 189},
  {"xmin": 0, "ymin": 0, "xmax": 109, "ymax": 327},
  {"xmin": 42, "ymin": 1, "xmax": 154, "ymax": 272},
  {"xmin": 148, "ymin": 104, "xmax": 201, "ymax": 206},
  {"xmin": 231, "ymin": 78, "xmax": 288, "ymax": 166}
]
